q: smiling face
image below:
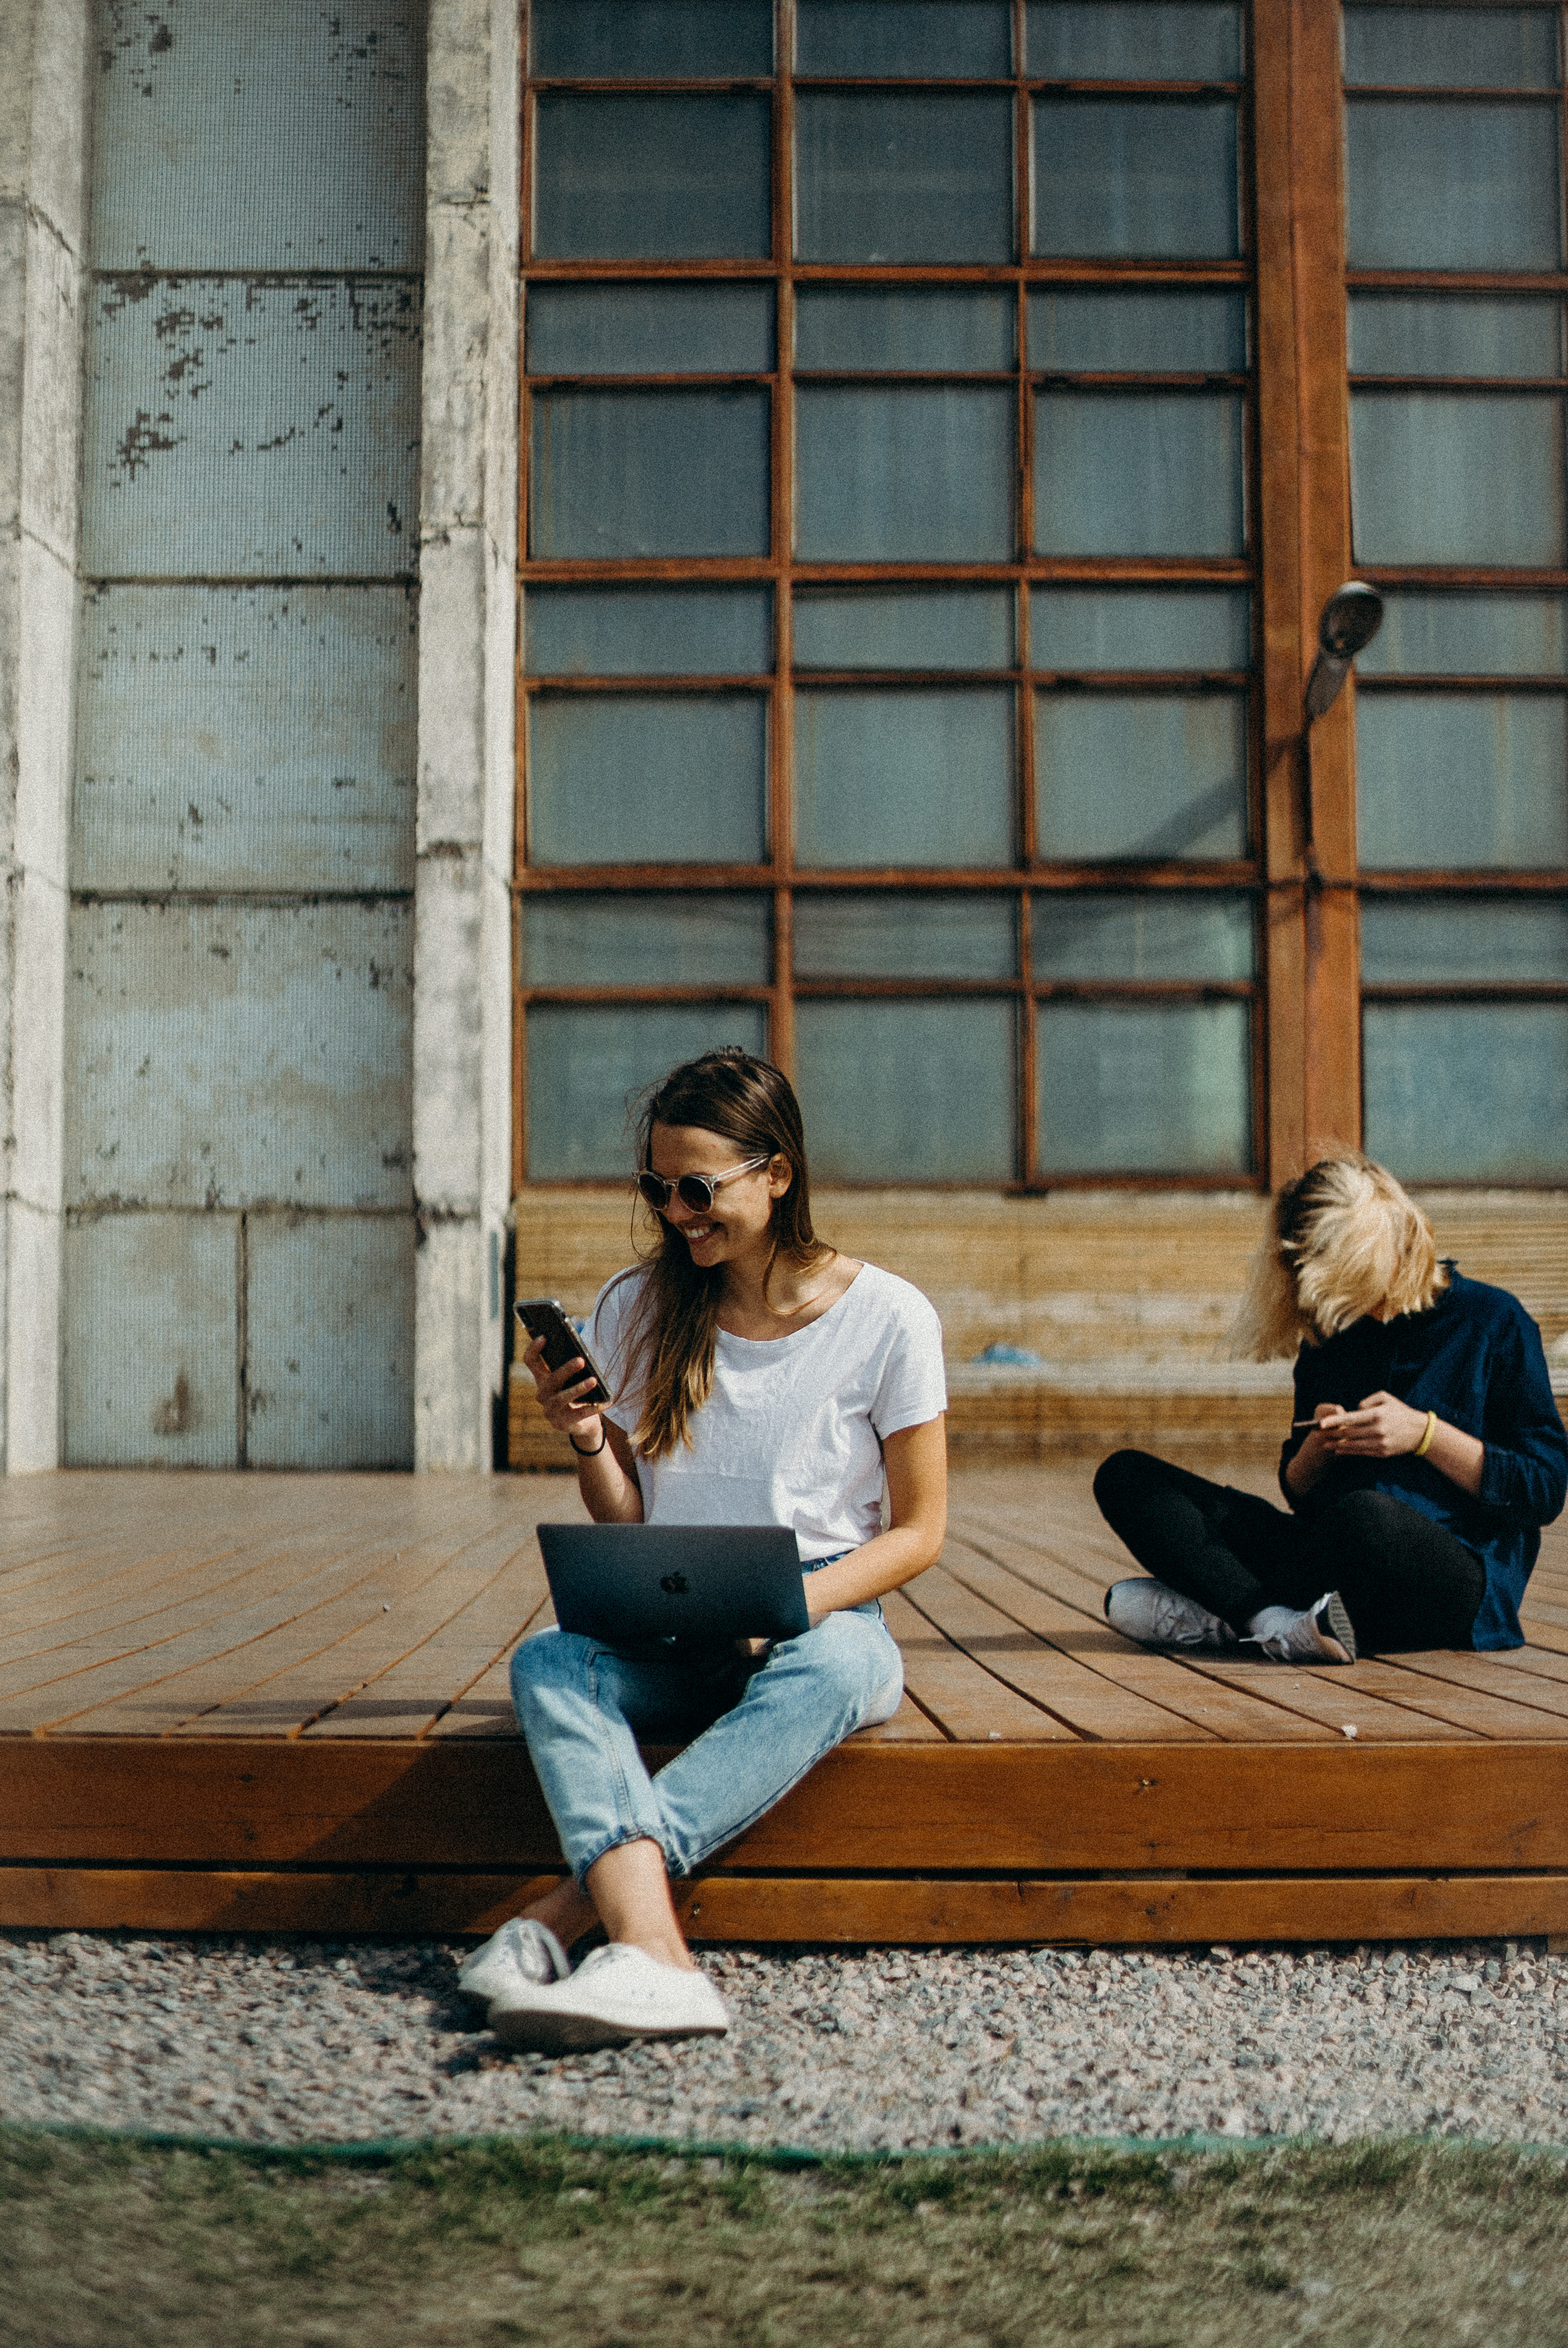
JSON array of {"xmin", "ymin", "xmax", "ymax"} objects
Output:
[{"xmin": 647, "ymin": 1121, "xmax": 792, "ymax": 1275}]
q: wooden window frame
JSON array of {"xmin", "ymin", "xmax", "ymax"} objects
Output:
[{"xmin": 512, "ymin": 0, "xmax": 1377, "ymax": 1195}]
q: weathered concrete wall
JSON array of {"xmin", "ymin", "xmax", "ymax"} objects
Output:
[
  {"xmin": 0, "ymin": 0, "xmax": 92, "ymax": 1469},
  {"xmin": 411, "ymin": 0, "xmax": 518, "ymax": 1467},
  {"xmin": 64, "ymin": 0, "xmax": 426, "ymax": 1467}
]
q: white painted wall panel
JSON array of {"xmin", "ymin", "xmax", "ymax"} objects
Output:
[
  {"xmin": 91, "ymin": 0, "xmax": 426, "ymax": 271},
  {"xmin": 64, "ymin": 1210, "xmax": 238, "ymax": 1466},
  {"xmin": 66, "ymin": 901, "xmax": 414, "ymax": 1210},
  {"xmin": 246, "ymin": 1211, "xmax": 415, "ymax": 1466},
  {"xmin": 82, "ymin": 277, "xmax": 422, "ymax": 579},
  {"xmin": 75, "ymin": 585, "xmax": 418, "ymax": 890}
]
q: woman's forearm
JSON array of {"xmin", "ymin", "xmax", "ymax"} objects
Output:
[
  {"xmin": 1421, "ymin": 1416, "xmax": 1486, "ymax": 1497},
  {"xmin": 803, "ymin": 1521, "xmax": 942, "ymax": 1617},
  {"xmin": 573, "ymin": 1420, "xmax": 644, "ymax": 1522},
  {"xmin": 1284, "ymin": 1432, "xmax": 1331, "ymax": 1496}
]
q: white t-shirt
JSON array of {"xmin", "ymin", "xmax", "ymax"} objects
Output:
[{"xmin": 588, "ymin": 1262, "xmax": 948, "ymax": 1562}]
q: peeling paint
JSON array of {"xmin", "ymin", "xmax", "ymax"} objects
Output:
[
  {"xmin": 67, "ymin": 0, "xmax": 428, "ymax": 1469},
  {"xmin": 84, "ymin": 276, "xmax": 422, "ymax": 576}
]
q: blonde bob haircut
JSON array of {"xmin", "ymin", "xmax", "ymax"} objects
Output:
[{"xmin": 1231, "ymin": 1153, "xmax": 1447, "ymax": 1361}]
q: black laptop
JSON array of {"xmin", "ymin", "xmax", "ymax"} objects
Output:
[{"xmin": 537, "ymin": 1524, "xmax": 810, "ymax": 1646}]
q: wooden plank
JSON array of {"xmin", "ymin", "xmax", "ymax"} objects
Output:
[
  {"xmin": 936, "ymin": 1535, "xmax": 1334, "ymax": 1744},
  {"xmin": 11, "ymin": 1866, "xmax": 1568, "ymax": 1949},
  {"xmin": 1167, "ymin": 1653, "xmax": 1484, "ymax": 1743},
  {"xmin": 877, "ymin": 1589, "xmax": 1077, "ymax": 1742},
  {"xmin": 2, "ymin": 1536, "xmax": 469, "ymax": 1735},
  {"xmin": 906, "ymin": 1555, "xmax": 1219, "ymax": 1744},
  {"xmin": 424, "ymin": 1651, "xmax": 525, "ymax": 1740},
  {"xmin": 678, "ymin": 1871, "xmax": 1568, "ymax": 1949},
  {"xmin": 950, "ymin": 1483, "xmax": 1555, "ymax": 1739},
  {"xmin": 1373, "ymin": 1648, "xmax": 1568, "ymax": 1728},
  {"xmin": 10, "ymin": 1736, "xmax": 1568, "ymax": 1875},
  {"xmin": 0, "ymin": 1523, "xmax": 420, "ymax": 1673},
  {"xmin": 0, "ymin": 1868, "xmax": 568, "ymax": 1937},
  {"xmin": 302, "ymin": 1563, "xmax": 553, "ymax": 1738}
]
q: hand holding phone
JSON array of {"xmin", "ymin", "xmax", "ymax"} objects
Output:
[{"xmin": 514, "ymin": 1297, "xmax": 615, "ymax": 1410}]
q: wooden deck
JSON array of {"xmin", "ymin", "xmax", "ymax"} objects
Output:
[{"xmin": 6, "ymin": 1466, "xmax": 1568, "ymax": 1947}]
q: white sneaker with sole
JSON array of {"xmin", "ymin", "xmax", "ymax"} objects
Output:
[
  {"xmin": 457, "ymin": 1917, "xmax": 571, "ymax": 2007},
  {"xmin": 488, "ymin": 1943, "xmax": 731, "ymax": 2053},
  {"xmin": 1105, "ymin": 1578, "xmax": 1235, "ymax": 1650},
  {"xmin": 1243, "ymin": 1591, "xmax": 1357, "ymax": 1665}
]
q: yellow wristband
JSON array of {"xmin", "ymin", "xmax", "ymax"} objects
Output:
[{"xmin": 1414, "ymin": 1409, "xmax": 1438, "ymax": 1460}]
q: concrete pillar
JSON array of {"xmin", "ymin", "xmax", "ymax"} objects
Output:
[
  {"xmin": 413, "ymin": 0, "xmax": 520, "ymax": 1466},
  {"xmin": 0, "ymin": 0, "xmax": 90, "ymax": 1471}
]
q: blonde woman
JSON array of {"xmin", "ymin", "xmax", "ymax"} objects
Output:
[
  {"xmin": 461, "ymin": 1048, "xmax": 948, "ymax": 2051},
  {"xmin": 1095, "ymin": 1154, "xmax": 1567, "ymax": 1666}
]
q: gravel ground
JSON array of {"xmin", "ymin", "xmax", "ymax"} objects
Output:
[{"xmin": 6, "ymin": 1932, "xmax": 1568, "ymax": 2152}]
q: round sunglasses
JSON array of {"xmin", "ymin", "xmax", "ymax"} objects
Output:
[{"xmin": 636, "ymin": 1153, "xmax": 773, "ymax": 1214}]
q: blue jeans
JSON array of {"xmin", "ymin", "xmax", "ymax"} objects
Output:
[{"xmin": 508, "ymin": 1584, "xmax": 905, "ymax": 1883}]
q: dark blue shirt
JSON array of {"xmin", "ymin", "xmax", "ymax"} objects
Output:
[{"xmin": 1280, "ymin": 1269, "xmax": 1568, "ymax": 1650}]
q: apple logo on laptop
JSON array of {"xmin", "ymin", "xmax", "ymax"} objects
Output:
[{"xmin": 660, "ymin": 1573, "xmax": 688, "ymax": 1595}]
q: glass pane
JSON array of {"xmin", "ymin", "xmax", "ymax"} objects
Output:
[
  {"xmin": 1346, "ymin": 100, "xmax": 1560, "ymax": 271},
  {"xmin": 532, "ymin": 0, "xmax": 774, "ymax": 75},
  {"xmin": 1344, "ymin": 6, "xmax": 1559, "ymax": 89},
  {"xmin": 795, "ymin": 688, "xmax": 1015, "ymax": 867},
  {"xmin": 526, "ymin": 586, "xmax": 773, "ymax": 677},
  {"xmin": 528, "ymin": 1003, "xmax": 769, "ymax": 1178},
  {"xmin": 1361, "ymin": 898, "xmax": 1568, "ymax": 983},
  {"xmin": 797, "ymin": 0, "xmax": 1012, "ymax": 75},
  {"xmin": 1028, "ymin": 289, "xmax": 1246, "ymax": 374},
  {"xmin": 522, "ymin": 894, "xmax": 770, "ymax": 986},
  {"xmin": 1031, "ymin": 587, "xmax": 1250, "ymax": 671},
  {"xmin": 794, "ymin": 893, "xmax": 1017, "ymax": 977},
  {"xmin": 1036, "ymin": 693, "xmax": 1247, "ymax": 860},
  {"xmin": 796, "ymin": 1000, "xmax": 1016, "ymax": 1180},
  {"xmin": 1357, "ymin": 692, "xmax": 1568, "ymax": 869},
  {"xmin": 796, "ymin": 386, "xmax": 1013, "ymax": 559},
  {"xmin": 527, "ymin": 284, "xmax": 774, "ymax": 375},
  {"xmin": 1351, "ymin": 393, "xmax": 1565, "ymax": 567},
  {"xmin": 1349, "ymin": 294, "xmax": 1561, "ymax": 380},
  {"xmin": 1033, "ymin": 893, "xmax": 1254, "ymax": 978},
  {"xmin": 1036, "ymin": 1001, "xmax": 1251, "ymax": 1173},
  {"xmin": 529, "ymin": 694, "xmax": 768, "ymax": 865},
  {"xmin": 531, "ymin": 390, "xmax": 770, "ymax": 557},
  {"xmin": 1034, "ymin": 390, "xmax": 1245, "ymax": 557},
  {"xmin": 795, "ymin": 93, "xmax": 1014, "ymax": 264},
  {"xmin": 1360, "ymin": 591, "xmax": 1568, "ymax": 677},
  {"xmin": 795, "ymin": 588, "xmax": 1013, "ymax": 671},
  {"xmin": 533, "ymin": 94, "xmax": 771, "ymax": 260},
  {"xmin": 1032, "ymin": 99, "xmax": 1239, "ymax": 260},
  {"xmin": 796, "ymin": 287, "xmax": 1014, "ymax": 372},
  {"xmin": 1363, "ymin": 1002, "xmax": 1568, "ymax": 1183},
  {"xmin": 1027, "ymin": 1, "xmax": 1242, "ymax": 78}
]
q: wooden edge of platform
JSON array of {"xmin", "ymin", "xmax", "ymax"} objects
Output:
[
  {"xmin": 11, "ymin": 1736, "xmax": 1568, "ymax": 1876},
  {"xmin": 8, "ymin": 1867, "xmax": 1568, "ymax": 1948}
]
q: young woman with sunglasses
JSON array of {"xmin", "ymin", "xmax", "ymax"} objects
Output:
[{"xmin": 459, "ymin": 1047, "xmax": 948, "ymax": 2051}]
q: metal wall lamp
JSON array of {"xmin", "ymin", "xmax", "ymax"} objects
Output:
[{"xmin": 1305, "ymin": 581, "xmax": 1385, "ymax": 722}]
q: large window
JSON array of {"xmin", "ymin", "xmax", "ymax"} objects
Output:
[
  {"xmin": 517, "ymin": 0, "xmax": 1260, "ymax": 1182},
  {"xmin": 516, "ymin": 0, "xmax": 1568, "ymax": 1194},
  {"xmin": 1346, "ymin": 2, "xmax": 1568, "ymax": 1180}
]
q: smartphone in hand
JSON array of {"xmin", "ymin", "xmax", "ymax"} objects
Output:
[{"xmin": 514, "ymin": 1297, "xmax": 615, "ymax": 1409}]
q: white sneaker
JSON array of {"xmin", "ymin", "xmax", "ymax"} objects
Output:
[
  {"xmin": 1104, "ymin": 1578, "xmax": 1235, "ymax": 1650},
  {"xmin": 488, "ymin": 1942, "xmax": 731, "ymax": 2053},
  {"xmin": 1244, "ymin": 1591, "xmax": 1357, "ymax": 1665},
  {"xmin": 457, "ymin": 1917, "xmax": 571, "ymax": 2007}
]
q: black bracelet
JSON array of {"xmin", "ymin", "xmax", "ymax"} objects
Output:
[{"xmin": 569, "ymin": 1427, "xmax": 608, "ymax": 1457}]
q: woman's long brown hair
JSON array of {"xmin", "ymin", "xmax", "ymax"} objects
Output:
[{"xmin": 618, "ymin": 1047, "xmax": 832, "ymax": 1459}]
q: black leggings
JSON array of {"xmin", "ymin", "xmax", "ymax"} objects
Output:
[{"xmin": 1093, "ymin": 1449, "xmax": 1486, "ymax": 1655}]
